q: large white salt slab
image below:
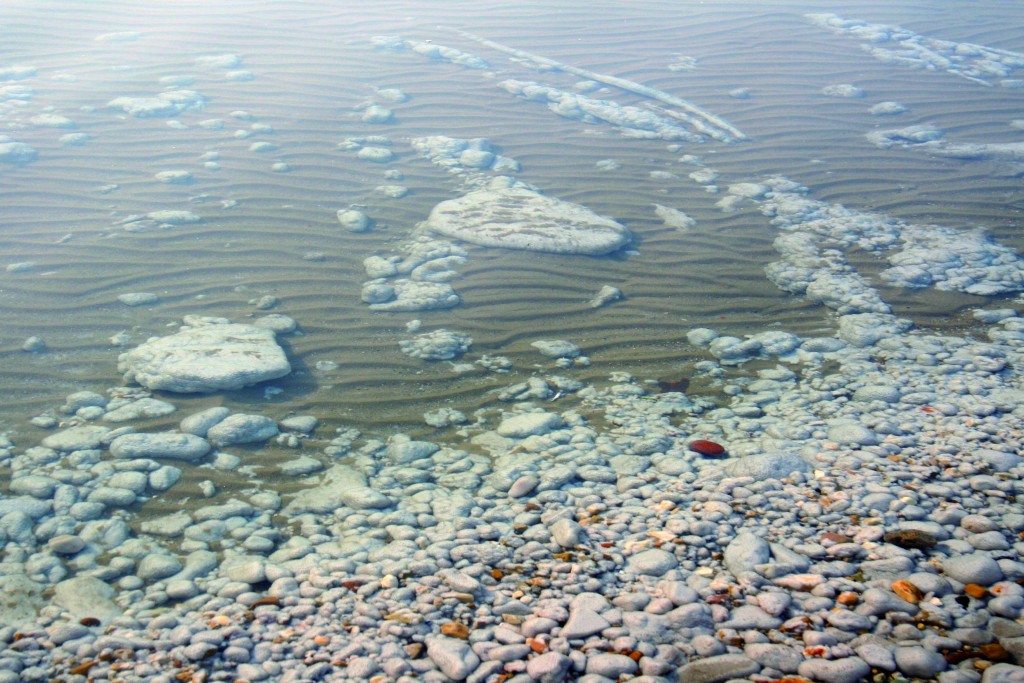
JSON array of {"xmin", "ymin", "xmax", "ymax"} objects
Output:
[
  {"xmin": 118, "ymin": 322, "xmax": 290, "ymax": 393},
  {"xmin": 423, "ymin": 183, "xmax": 630, "ymax": 255}
]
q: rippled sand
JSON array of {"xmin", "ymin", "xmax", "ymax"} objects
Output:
[{"xmin": 1, "ymin": 0, "xmax": 1022, "ymax": 438}]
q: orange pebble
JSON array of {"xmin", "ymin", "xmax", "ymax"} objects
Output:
[
  {"xmin": 965, "ymin": 583, "xmax": 989, "ymax": 599},
  {"xmin": 891, "ymin": 579, "xmax": 923, "ymax": 604},
  {"xmin": 526, "ymin": 638, "xmax": 546, "ymax": 654},
  {"xmin": 313, "ymin": 635, "xmax": 330, "ymax": 646},
  {"xmin": 836, "ymin": 591, "xmax": 859, "ymax": 606}
]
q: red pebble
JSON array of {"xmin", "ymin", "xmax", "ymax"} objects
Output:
[{"xmin": 688, "ymin": 439, "xmax": 726, "ymax": 457}]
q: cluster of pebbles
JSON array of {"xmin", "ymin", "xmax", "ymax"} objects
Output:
[{"xmin": 2, "ymin": 300, "xmax": 1024, "ymax": 683}]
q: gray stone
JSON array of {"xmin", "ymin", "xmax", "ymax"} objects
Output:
[
  {"xmin": 724, "ymin": 532, "xmax": 771, "ymax": 577},
  {"xmin": 675, "ymin": 654, "xmax": 760, "ymax": 683},
  {"xmin": 207, "ymin": 414, "xmax": 278, "ymax": 446},
  {"xmin": 561, "ymin": 606, "xmax": 610, "ymax": 639},
  {"xmin": 497, "ymin": 412, "xmax": 564, "ymax": 438},
  {"xmin": 149, "ymin": 465, "xmax": 182, "ymax": 491},
  {"xmin": 723, "ymin": 452, "xmax": 810, "ymax": 480},
  {"xmin": 827, "ymin": 421, "xmax": 877, "ymax": 445},
  {"xmin": 550, "ymin": 518, "xmax": 582, "ymax": 548},
  {"xmin": 0, "ymin": 575, "xmax": 43, "ymax": 628},
  {"xmin": 722, "ymin": 604, "xmax": 782, "ymax": 630},
  {"xmin": 47, "ymin": 535, "xmax": 85, "ymax": 555},
  {"xmin": 942, "ymin": 553, "xmax": 1004, "ymax": 585},
  {"xmin": 744, "ymin": 643, "xmax": 801, "ymax": 673},
  {"xmin": 895, "ymin": 646, "xmax": 947, "ymax": 678},
  {"xmin": 280, "ymin": 415, "xmax": 318, "ymax": 434},
  {"xmin": 586, "ymin": 653, "xmax": 637, "ymax": 678},
  {"xmin": 109, "ymin": 432, "xmax": 211, "ymax": 462},
  {"xmin": 426, "ymin": 636, "xmax": 480, "ymax": 681},
  {"xmin": 10, "ymin": 475, "xmax": 58, "ymax": 499},
  {"xmin": 52, "ymin": 576, "xmax": 121, "ymax": 624},
  {"xmin": 180, "ymin": 407, "xmax": 230, "ymax": 436},
  {"xmin": 284, "ymin": 464, "xmax": 392, "ymax": 513},
  {"xmin": 41, "ymin": 425, "xmax": 110, "ymax": 451},
  {"xmin": 137, "ymin": 554, "xmax": 183, "ymax": 581},
  {"xmin": 118, "ymin": 322, "xmax": 290, "ymax": 393},
  {"xmin": 526, "ymin": 651, "xmax": 572, "ymax": 683},
  {"xmin": 797, "ymin": 656, "xmax": 871, "ymax": 683},
  {"xmin": 853, "ymin": 385, "xmax": 901, "ymax": 403},
  {"xmin": 628, "ymin": 548, "xmax": 678, "ymax": 576}
]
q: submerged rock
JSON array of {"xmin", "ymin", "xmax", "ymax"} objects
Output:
[
  {"xmin": 118, "ymin": 322, "xmax": 291, "ymax": 393},
  {"xmin": 423, "ymin": 181, "xmax": 630, "ymax": 255}
]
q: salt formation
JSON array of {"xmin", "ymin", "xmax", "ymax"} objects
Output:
[
  {"xmin": 754, "ymin": 178, "xmax": 1024, "ymax": 298},
  {"xmin": 399, "ymin": 329, "xmax": 473, "ymax": 361},
  {"xmin": 0, "ymin": 135, "xmax": 37, "ymax": 163},
  {"xmin": 118, "ymin": 319, "xmax": 291, "ymax": 393},
  {"xmin": 371, "ymin": 36, "xmax": 490, "ymax": 70},
  {"xmin": 119, "ymin": 210, "xmax": 201, "ymax": 232},
  {"xmin": 868, "ymin": 124, "xmax": 1024, "ymax": 166},
  {"xmin": 654, "ymin": 203, "xmax": 695, "ymax": 231},
  {"xmin": 869, "ymin": 101, "xmax": 907, "ymax": 115},
  {"xmin": 821, "ymin": 83, "xmax": 864, "ymax": 98},
  {"xmin": 412, "ymin": 135, "xmax": 520, "ymax": 184},
  {"xmin": 107, "ymin": 89, "xmax": 205, "ymax": 117},
  {"xmin": 499, "ymin": 79, "xmax": 704, "ymax": 142},
  {"xmin": 452, "ymin": 28, "xmax": 746, "ymax": 142},
  {"xmin": 422, "ymin": 177, "xmax": 630, "ymax": 255},
  {"xmin": 807, "ymin": 12, "xmax": 1024, "ymax": 87}
]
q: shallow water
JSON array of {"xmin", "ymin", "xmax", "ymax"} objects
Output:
[{"xmin": 1, "ymin": 0, "xmax": 1022, "ymax": 441}]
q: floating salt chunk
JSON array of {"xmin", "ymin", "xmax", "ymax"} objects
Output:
[
  {"xmin": 822, "ymin": 83, "xmax": 865, "ymax": 98},
  {"xmin": 30, "ymin": 113, "xmax": 75, "ymax": 128},
  {"xmin": 374, "ymin": 87, "xmax": 408, "ymax": 102},
  {"xmin": 195, "ymin": 53, "xmax": 242, "ymax": 69},
  {"xmin": 0, "ymin": 135, "xmax": 37, "ymax": 163},
  {"xmin": 589, "ymin": 285, "xmax": 623, "ymax": 308},
  {"xmin": 60, "ymin": 133, "xmax": 90, "ymax": 146},
  {"xmin": 423, "ymin": 181, "xmax": 630, "ymax": 255},
  {"xmin": 399, "ymin": 329, "xmax": 472, "ymax": 361},
  {"xmin": 869, "ymin": 101, "xmax": 907, "ymax": 115},
  {"xmin": 337, "ymin": 209, "xmax": 371, "ymax": 232},
  {"xmin": 108, "ymin": 89, "xmax": 204, "ymax": 117},
  {"xmin": 0, "ymin": 64, "xmax": 37, "ymax": 81},
  {"xmin": 155, "ymin": 170, "xmax": 192, "ymax": 184},
  {"xmin": 361, "ymin": 104, "xmax": 392, "ymax": 123},
  {"xmin": 118, "ymin": 321, "xmax": 290, "ymax": 392},
  {"xmin": 357, "ymin": 146, "xmax": 394, "ymax": 162},
  {"xmin": 96, "ymin": 31, "xmax": 141, "ymax": 42}
]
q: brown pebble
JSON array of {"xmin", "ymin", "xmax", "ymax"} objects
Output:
[
  {"xmin": 69, "ymin": 661, "xmax": 97, "ymax": 675},
  {"xmin": 79, "ymin": 617, "xmax": 101, "ymax": 627},
  {"xmin": 965, "ymin": 583, "xmax": 989, "ymax": 599},
  {"xmin": 979, "ymin": 643, "xmax": 1010, "ymax": 661},
  {"xmin": 891, "ymin": 580, "xmax": 923, "ymax": 604},
  {"xmin": 883, "ymin": 529, "xmax": 938, "ymax": 550},
  {"xmin": 526, "ymin": 638, "xmax": 546, "ymax": 654},
  {"xmin": 491, "ymin": 569, "xmax": 504, "ymax": 580},
  {"xmin": 441, "ymin": 622, "xmax": 470, "ymax": 639},
  {"xmin": 836, "ymin": 591, "xmax": 859, "ymax": 606},
  {"xmin": 250, "ymin": 596, "xmax": 280, "ymax": 608},
  {"xmin": 405, "ymin": 643, "xmax": 424, "ymax": 658}
]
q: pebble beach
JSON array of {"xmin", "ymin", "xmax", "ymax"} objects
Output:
[{"xmin": 2, "ymin": 1, "xmax": 1024, "ymax": 683}]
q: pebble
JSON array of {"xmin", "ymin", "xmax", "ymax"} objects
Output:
[
  {"xmin": 942, "ymin": 553, "xmax": 1004, "ymax": 585},
  {"xmin": 674, "ymin": 654, "xmax": 760, "ymax": 683},
  {"xmin": 427, "ymin": 636, "xmax": 480, "ymax": 680}
]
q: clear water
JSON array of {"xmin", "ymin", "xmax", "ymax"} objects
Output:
[{"xmin": 1, "ymin": 0, "xmax": 1022, "ymax": 454}]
